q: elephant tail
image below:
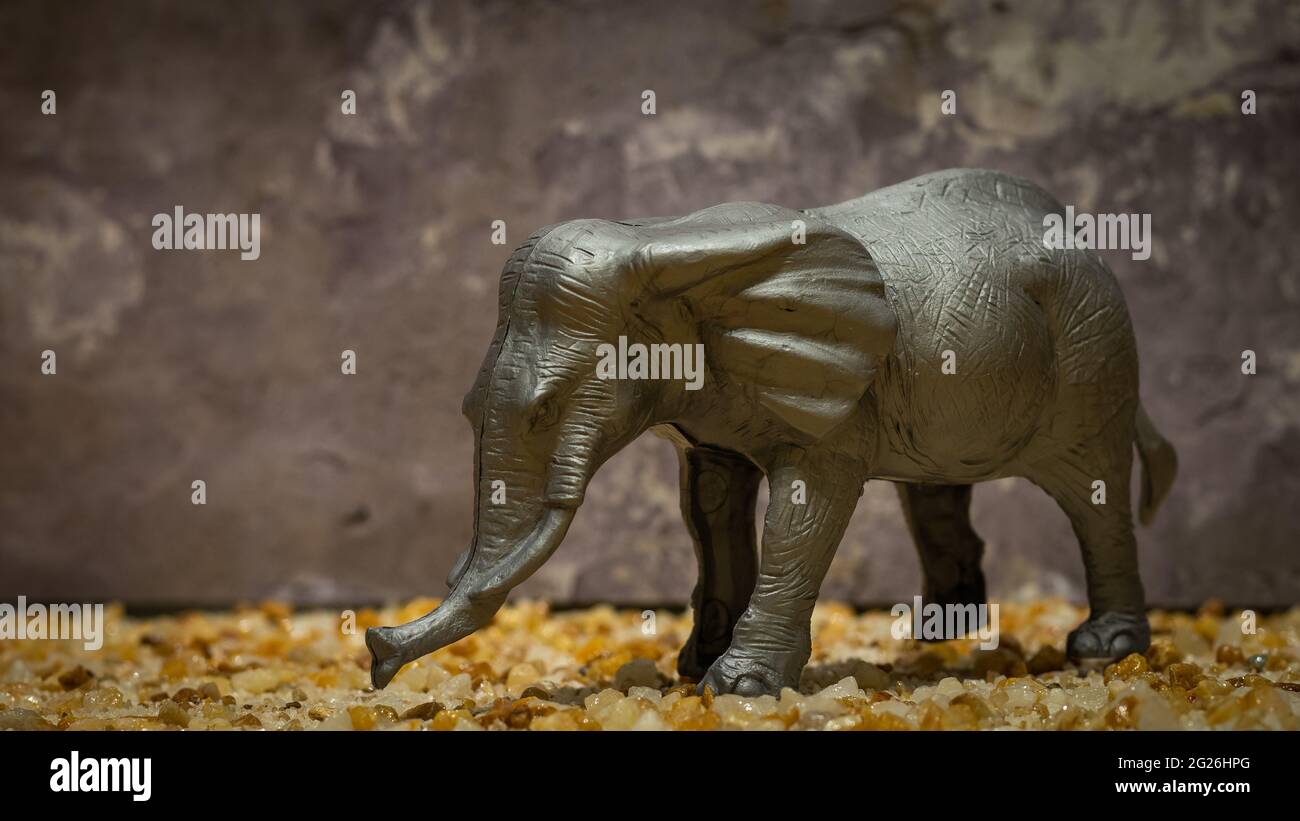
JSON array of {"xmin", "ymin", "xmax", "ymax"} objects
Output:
[{"xmin": 1134, "ymin": 403, "xmax": 1177, "ymax": 526}]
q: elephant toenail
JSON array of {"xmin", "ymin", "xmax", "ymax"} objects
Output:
[
  {"xmin": 1109, "ymin": 632, "xmax": 1137, "ymax": 657},
  {"xmin": 1068, "ymin": 630, "xmax": 1102, "ymax": 658},
  {"xmin": 733, "ymin": 674, "xmax": 768, "ymax": 696}
]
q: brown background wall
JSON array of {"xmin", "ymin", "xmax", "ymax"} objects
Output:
[{"xmin": 2, "ymin": 0, "xmax": 1298, "ymax": 609}]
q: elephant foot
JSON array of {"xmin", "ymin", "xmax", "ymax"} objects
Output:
[
  {"xmin": 698, "ymin": 646, "xmax": 803, "ymax": 697},
  {"xmin": 365, "ymin": 626, "xmax": 409, "ymax": 690},
  {"xmin": 1067, "ymin": 611, "xmax": 1150, "ymax": 660},
  {"xmin": 676, "ymin": 601, "xmax": 736, "ymax": 681},
  {"xmin": 676, "ymin": 639, "xmax": 721, "ymax": 682}
]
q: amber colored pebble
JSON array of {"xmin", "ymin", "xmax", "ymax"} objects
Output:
[
  {"xmin": 429, "ymin": 709, "xmax": 472, "ymax": 730},
  {"xmin": 173, "ymin": 687, "xmax": 201, "ymax": 705},
  {"xmin": 974, "ymin": 647, "xmax": 1027, "ymax": 678},
  {"xmin": 232, "ymin": 713, "xmax": 263, "ymax": 729},
  {"xmin": 1105, "ymin": 696, "xmax": 1138, "ymax": 729},
  {"xmin": 1166, "ymin": 662, "xmax": 1203, "ymax": 690},
  {"xmin": 157, "ymin": 700, "xmax": 189, "ymax": 728},
  {"xmin": 373, "ymin": 705, "xmax": 399, "ymax": 724},
  {"xmin": 348, "ymin": 705, "xmax": 377, "ymax": 730},
  {"xmin": 950, "ymin": 692, "xmax": 994, "ymax": 720},
  {"xmin": 1026, "ymin": 645, "xmax": 1067, "ymax": 675},
  {"xmin": 1215, "ymin": 645, "xmax": 1244, "ymax": 666},
  {"xmin": 917, "ymin": 701, "xmax": 945, "ymax": 730},
  {"xmin": 161, "ymin": 657, "xmax": 188, "ymax": 681},
  {"xmin": 57, "ymin": 665, "xmax": 94, "ymax": 690},
  {"xmin": 1144, "ymin": 641, "xmax": 1181, "ymax": 671},
  {"xmin": 1104, "ymin": 653, "xmax": 1150, "ymax": 683}
]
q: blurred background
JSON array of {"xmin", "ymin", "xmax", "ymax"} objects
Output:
[{"xmin": 2, "ymin": 0, "xmax": 1298, "ymax": 610}]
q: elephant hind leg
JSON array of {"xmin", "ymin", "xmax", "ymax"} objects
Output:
[
  {"xmin": 895, "ymin": 483, "xmax": 987, "ymax": 617},
  {"xmin": 674, "ymin": 445, "xmax": 761, "ymax": 681},
  {"xmin": 1025, "ymin": 429, "xmax": 1150, "ymax": 660}
]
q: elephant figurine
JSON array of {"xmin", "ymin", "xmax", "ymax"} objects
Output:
[{"xmin": 366, "ymin": 168, "xmax": 1178, "ymax": 696}]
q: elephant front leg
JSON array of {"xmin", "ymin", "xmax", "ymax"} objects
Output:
[
  {"xmin": 675, "ymin": 445, "xmax": 762, "ymax": 681},
  {"xmin": 700, "ymin": 450, "xmax": 865, "ymax": 696}
]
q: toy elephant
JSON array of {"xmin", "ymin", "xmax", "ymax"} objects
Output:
[{"xmin": 366, "ymin": 168, "xmax": 1177, "ymax": 696}]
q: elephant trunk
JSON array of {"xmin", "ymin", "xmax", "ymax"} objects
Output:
[
  {"xmin": 367, "ymin": 411, "xmax": 599, "ymax": 689},
  {"xmin": 366, "ymin": 504, "xmax": 574, "ymax": 689}
]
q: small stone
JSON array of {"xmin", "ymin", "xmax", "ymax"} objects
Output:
[
  {"xmin": 1214, "ymin": 617, "xmax": 1244, "ymax": 650},
  {"xmin": 198, "ymin": 682, "xmax": 222, "ymax": 701},
  {"xmin": 850, "ymin": 660, "xmax": 890, "ymax": 691},
  {"xmin": 1215, "ymin": 644, "xmax": 1244, "ymax": 666},
  {"xmin": 293, "ymin": 688, "xmax": 308, "ymax": 701},
  {"xmin": 935, "ymin": 676, "xmax": 964, "ymax": 697},
  {"xmin": 0, "ymin": 708, "xmax": 56, "ymax": 731},
  {"xmin": 173, "ymin": 687, "xmax": 201, "ymax": 705},
  {"xmin": 283, "ymin": 701, "xmax": 301, "ymax": 710},
  {"xmin": 613, "ymin": 658, "xmax": 663, "ymax": 692},
  {"xmin": 161, "ymin": 657, "xmax": 188, "ymax": 680},
  {"xmin": 434, "ymin": 673, "xmax": 472, "ymax": 703},
  {"xmin": 373, "ymin": 705, "xmax": 399, "ymax": 724},
  {"xmin": 1247, "ymin": 654, "xmax": 1268, "ymax": 672},
  {"xmin": 1171, "ymin": 624, "xmax": 1209, "ymax": 658},
  {"xmin": 232, "ymin": 713, "xmax": 263, "ymax": 729},
  {"xmin": 1027, "ymin": 645, "xmax": 1067, "ymax": 675},
  {"xmin": 519, "ymin": 685, "xmax": 552, "ymax": 701},
  {"xmin": 1144, "ymin": 641, "xmax": 1181, "ymax": 671},
  {"xmin": 231, "ymin": 668, "xmax": 283, "ymax": 694},
  {"xmin": 804, "ymin": 676, "xmax": 862, "ymax": 715},
  {"xmin": 627, "ymin": 686, "xmax": 663, "ymax": 704},
  {"xmin": 505, "ymin": 663, "xmax": 541, "ymax": 698},
  {"xmin": 83, "ymin": 687, "xmax": 126, "ymax": 711},
  {"xmin": 157, "ymin": 699, "xmax": 190, "ymax": 728},
  {"xmin": 1105, "ymin": 696, "xmax": 1138, "ymax": 729},
  {"xmin": 57, "ymin": 665, "xmax": 94, "ymax": 690},
  {"xmin": 348, "ymin": 705, "xmax": 377, "ymax": 730},
  {"xmin": 1166, "ymin": 662, "xmax": 1203, "ymax": 690},
  {"xmin": 400, "ymin": 701, "xmax": 443, "ymax": 721},
  {"xmin": 307, "ymin": 705, "xmax": 333, "ymax": 721},
  {"xmin": 1103, "ymin": 653, "xmax": 1150, "ymax": 683},
  {"xmin": 315, "ymin": 710, "xmax": 354, "ymax": 730},
  {"xmin": 1134, "ymin": 692, "xmax": 1181, "ymax": 730},
  {"xmin": 973, "ymin": 647, "xmax": 1027, "ymax": 678},
  {"xmin": 949, "ymin": 692, "xmax": 994, "ymax": 720}
]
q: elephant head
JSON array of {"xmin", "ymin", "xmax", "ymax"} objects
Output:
[{"xmin": 366, "ymin": 204, "xmax": 896, "ymax": 688}]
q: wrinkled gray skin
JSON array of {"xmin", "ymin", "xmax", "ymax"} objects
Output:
[{"xmin": 367, "ymin": 169, "xmax": 1178, "ymax": 696}]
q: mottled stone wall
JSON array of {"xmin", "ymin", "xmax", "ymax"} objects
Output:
[{"xmin": 2, "ymin": 0, "xmax": 1297, "ymax": 608}]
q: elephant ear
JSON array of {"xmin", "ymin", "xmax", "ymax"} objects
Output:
[{"xmin": 632, "ymin": 205, "xmax": 897, "ymax": 439}]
